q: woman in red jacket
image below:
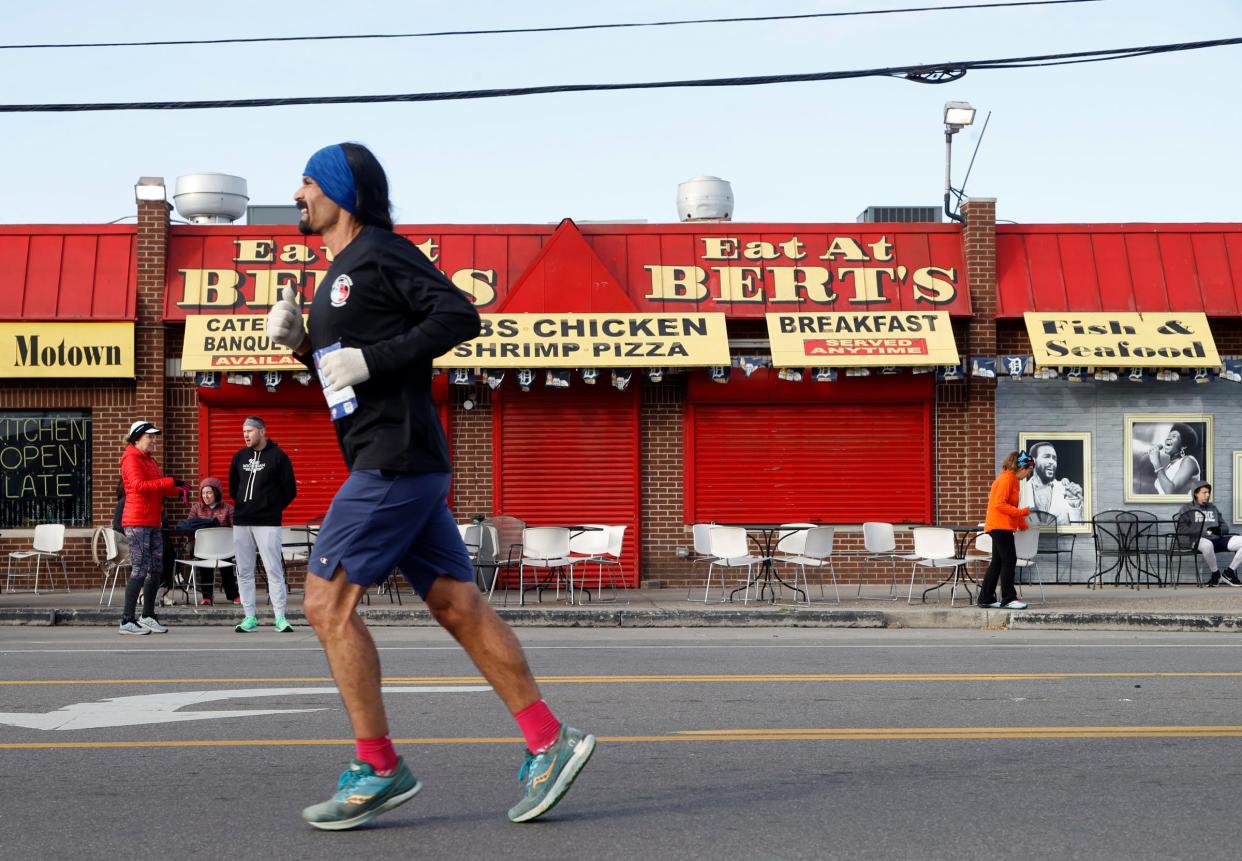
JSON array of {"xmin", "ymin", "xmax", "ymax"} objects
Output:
[
  {"xmin": 119, "ymin": 421, "xmax": 190, "ymax": 635},
  {"xmin": 978, "ymin": 450, "xmax": 1034, "ymax": 610}
]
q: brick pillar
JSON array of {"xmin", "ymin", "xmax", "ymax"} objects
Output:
[
  {"xmin": 936, "ymin": 198, "xmax": 997, "ymax": 524},
  {"xmin": 135, "ymin": 177, "xmax": 170, "ymax": 467}
]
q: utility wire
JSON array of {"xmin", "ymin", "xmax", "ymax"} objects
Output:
[
  {"xmin": 0, "ymin": 36, "xmax": 1235, "ymax": 114},
  {"xmin": 0, "ymin": 1, "xmax": 1100, "ymax": 50}
]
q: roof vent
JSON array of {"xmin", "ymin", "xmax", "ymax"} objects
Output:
[
  {"xmin": 677, "ymin": 176, "xmax": 733, "ymax": 222},
  {"xmin": 173, "ymin": 173, "xmax": 249, "ymax": 224},
  {"xmin": 857, "ymin": 205, "xmax": 941, "ymax": 223}
]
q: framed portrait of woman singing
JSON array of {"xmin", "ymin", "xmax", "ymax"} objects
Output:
[{"xmin": 1124, "ymin": 414, "xmax": 1213, "ymax": 504}]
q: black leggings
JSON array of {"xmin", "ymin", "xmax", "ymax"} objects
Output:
[{"xmin": 980, "ymin": 529, "xmax": 1018, "ymax": 606}]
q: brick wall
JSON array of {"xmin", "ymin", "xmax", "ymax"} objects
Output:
[
  {"xmin": 933, "ymin": 198, "xmax": 998, "ymax": 527},
  {"xmin": 450, "ymin": 385, "xmax": 493, "ymax": 520},
  {"xmin": 639, "ymin": 379, "xmax": 686, "ymax": 586}
]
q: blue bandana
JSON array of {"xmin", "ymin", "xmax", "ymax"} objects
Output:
[{"xmin": 303, "ymin": 144, "xmax": 356, "ymax": 213}]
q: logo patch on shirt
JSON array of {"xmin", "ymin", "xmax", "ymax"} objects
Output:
[{"xmin": 329, "ymin": 274, "xmax": 353, "ymax": 308}]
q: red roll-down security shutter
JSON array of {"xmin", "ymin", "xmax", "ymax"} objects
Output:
[
  {"xmin": 493, "ymin": 385, "xmax": 640, "ymax": 586},
  {"xmin": 202, "ymin": 407, "xmax": 347, "ymax": 525},
  {"xmin": 686, "ymin": 383, "xmax": 932, "ymax": 524}
]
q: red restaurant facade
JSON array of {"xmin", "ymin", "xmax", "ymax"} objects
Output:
[{"xmin": 3, "ymin": 189, "xmax": 1239, "ymax": 588}]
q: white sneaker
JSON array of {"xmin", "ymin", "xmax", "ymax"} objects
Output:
[
  {"xmin": 138, "ymin": 616, "xmax": 168, "ymax": 634},
  {"xmin": 119, "ymin": 621, "xmax": 150, "ymax": 635},
  {"xmin": 1003, "ymin": 600, "xmax": 1029, "ymax": 610}
]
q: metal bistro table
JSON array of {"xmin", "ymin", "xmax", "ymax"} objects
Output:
[
  {"xmin": 719, "ymin": 523, "xmax": 815, "ymax": 604},
  {"xmin": 920, "ymin": 523, "xmax": 984, "ymax": 604}
]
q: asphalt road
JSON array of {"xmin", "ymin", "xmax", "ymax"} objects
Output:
[{"xmin": 3, "ymin": 625, "xmax": 1242, "ymax": 860}]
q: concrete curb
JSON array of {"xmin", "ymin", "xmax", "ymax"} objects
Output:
[{"xmin": 3, "ymin": 605, "xmax": 1242, "ymax": 632}]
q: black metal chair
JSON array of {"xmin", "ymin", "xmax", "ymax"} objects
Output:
[
  {"xmin": 1164, "ymin": 509, "xmax": 1208, "ymax": 587},
  {"xmin": 1089, "ymin": 510, "xmax": 1139, "ymax": 589},
  {"xmin": 1028, "ymin": 510, "xmax": 1076, "ymax": 584},
  {"xmin": 1128, "ymin": 510, "xmax": 1163, "ymax": 588}
]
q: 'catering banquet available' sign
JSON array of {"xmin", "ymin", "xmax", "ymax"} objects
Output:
[
  {"xmin": 765, "ymin": 312, "xmax": 959, "ymax": 367},
  {"xmin": 434, "ymin": 313, "xmax": 730, "ymax": 368},
  {"xmin": 1023, "ymin": 312, "xmax": 1221, "ymax": 368},
  {"xmin": 181, "ymin": 314, "xmax": 304, "ymax": 371},
  {"xmin": 0, "ymin": 322, "xmax": 134, "ymax": 378}
]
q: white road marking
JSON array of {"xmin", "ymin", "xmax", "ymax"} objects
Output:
[{"xmin": 0, "ymin": 685, "xmax": 492, "ymax": 731}]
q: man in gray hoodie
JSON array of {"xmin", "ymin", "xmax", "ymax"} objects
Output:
[{"xmin": 1177, "ymin": 482, "xmax": 1242, "ymax": 586}]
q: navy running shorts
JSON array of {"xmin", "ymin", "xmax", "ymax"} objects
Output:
[{"xmin": 307, "ymin": 470, "xmax": 475, "ymax": 598}]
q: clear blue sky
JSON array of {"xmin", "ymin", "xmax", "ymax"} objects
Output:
[{"xmin": 2, "ymin": 0, "xmax": 1239, "ymax": 225}]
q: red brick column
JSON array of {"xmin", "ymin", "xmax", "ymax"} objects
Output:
[
  {"xmin": 135, "ymin": 178, "xmax": 170, "ymax": 469},
  {"xmin": 935, "ymin": 198, "xmax": 997, "ymax": 525}
]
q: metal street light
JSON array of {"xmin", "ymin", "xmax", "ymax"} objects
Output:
[{"xmin": 942, "ymin": 101, "xmax": 976, "ymax": 223}]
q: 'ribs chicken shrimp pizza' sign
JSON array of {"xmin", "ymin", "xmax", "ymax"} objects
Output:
[
  {"xmin": 1023, "ymin": 313, "xmax": 1221, "ymax": 368},
  {"xmin": 764, "ymin": 312, "xmax": 960, "ymax": 367},
  {"xmin": 435, "ymin": 313, "xmax": 730, "ymax": 368}
]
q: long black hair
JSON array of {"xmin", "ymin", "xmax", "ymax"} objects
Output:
[{"xmin": 341, "ymin": 142, "xmax": 394, "ymax": 231}]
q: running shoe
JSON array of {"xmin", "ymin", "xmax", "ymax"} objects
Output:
[
  {"xmin": 118, "ymin": 621, "xmax": 149, "ymax": 636},
  {"xmin": 507, "ymin": 724, "xmax": 596, "ymax": 823},
  {"xmin": 234, "ymin": 615, "xmax": 258, "ymax": 633},
  {"xmin": 1003, "ymin": 600, "xmax": 1029, "ymax": 610},
  {"xmin": 137, "ymin": 616, "xmax": 168, "ymax": 634},
  {"xmin": 301, "ymin": 758, "xmax": 421, "ymax": 831},
  {"xmin": 274, "ymin": 616, "xmax": 294, "ymax": 633}
]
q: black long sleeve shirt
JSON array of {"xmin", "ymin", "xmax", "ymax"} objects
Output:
[{"xmin": 302, "ymin": 226, "xmax": 481, "ymax": 473}]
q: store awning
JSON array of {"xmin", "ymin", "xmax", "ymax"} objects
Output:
[
  {"xmin": 0, "ymin": 226, "xmax": 137, "ymax": 321},
  {"xmin": 997, "ymin": 225, "xmax": 1242, "ymax": 318}
]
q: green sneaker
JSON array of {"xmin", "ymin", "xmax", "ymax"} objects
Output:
[
  {"xmin": 234, "ymin": 615, "xmax": 258, "ymax": 633},
  {"xmin": 274, "ymin": 616, "xmax": 294, "ymax": 633},
  {"xmin": 302, "ymin": 758, "xmax": 421, "ymax": 831},
  {"xmin": 507, "ymin": 724, "xmax": 596, "ymax": 823}
]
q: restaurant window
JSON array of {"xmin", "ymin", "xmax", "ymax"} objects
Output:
[{"xmin": 0, "ymin": 410, "xmax": 92, "ymax": 528}]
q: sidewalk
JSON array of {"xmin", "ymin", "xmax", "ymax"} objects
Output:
[{"xmin": 6, "ymin": 581, "xmax": 1242, "ymax": 632}]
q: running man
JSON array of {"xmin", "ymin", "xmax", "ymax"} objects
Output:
[{"xmin": 266, "ymin": 142, "xmax": 594, "ymax": 831}]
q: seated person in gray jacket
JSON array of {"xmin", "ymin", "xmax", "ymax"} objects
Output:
[{"xmin": 1177, "ymin": 482, "xmax": 1242, "ymax": 586}]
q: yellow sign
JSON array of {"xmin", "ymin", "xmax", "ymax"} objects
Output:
[
  {"xmin": 1024, "ymin": 313, "xmax": 1220, "ymax": 368},
  {"xmin": 0, "ymin": 322, "xmax": 134, "ymax": 378},
  {"xmin": 434, "ymin": 313, "xmax": 730, "ymax": 368},
  {"xmin": 765, "ymin": 312, "xmax": 959, "ymax": 367},
  {"xmin": 181, "ymin": 315, "xmax": 304, "ymax": 371}
]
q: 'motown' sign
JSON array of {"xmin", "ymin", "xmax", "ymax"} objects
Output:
[{"xmin": 0, "ymin": 322, "xmax": 134, "ymax": 378}]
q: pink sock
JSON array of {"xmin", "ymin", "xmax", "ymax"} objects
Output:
[
  {"xmin": 514, "ymin": 700, "xmax": 561, "ymax": 753},
  {"xmin": 355, "ymin": 735, "xmax": 398, "ymax": 775}
]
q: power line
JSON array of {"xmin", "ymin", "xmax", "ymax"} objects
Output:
[
  {"xmin": 0, "ymin": 36, "xmax": 1235, "ymax": 113},
  {"xmin": 0, "ymin": 1, "xmax": 1100, "ymax": 50}
]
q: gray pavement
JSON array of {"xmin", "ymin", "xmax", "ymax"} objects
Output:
[
  {"xmin": 4, "ymin": 626, "xmax": 1242, "ymax": 860},
  {"xmin": 8, "ymin": 578, "xmax": 1242, "ymax": 632}
]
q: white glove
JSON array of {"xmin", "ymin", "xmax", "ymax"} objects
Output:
[
  {"xmin": 319, "ymin": 347, "xmax": 371, "ymax": 392},
  {"xmin": 266, "ymin": 286, "xmax": 307, "ymax": 350}
]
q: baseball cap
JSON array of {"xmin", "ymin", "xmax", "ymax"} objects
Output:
[{"xmin": 127, "ymin": 420, "xmax": 161, "ymax": 442}]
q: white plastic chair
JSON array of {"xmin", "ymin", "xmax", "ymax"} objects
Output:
[
  {"xmin": 281, "ymin": 525, "xmax": 312, "ymax": 565},
  {"xmin": 777, "ymin": 525, "xmax": 840, "ymax": 604},
  {"xmin": 860, "ymin": 522, "xmax": 918, "ymax": 600},
  {"xmin": 569, "ymin": 524, "xmax": 629, "ymax": 603},
  {"xmin": 173, "ymin": 527, "xmax": 235, "ymax": 611},
  {"xmin": 99, "ymin": 528, "xmax": 131, "ymax": 606},
  {"xmin": 1014, "ymin": 526, "xmax": 1045, "ymax": 604},
  {"xmin": 910, "ymin": 527, "xmax": 970, "ymax": 606},
  {"xmin": 5, "ymin": 524, "xmax": 68, "ymax": 594},
  {"xmin": 774, "ymin": 523, "xmax": 816, "ymax": 558},
  {"xmin": 518, "ymin": 527, "xmax": 578, "ymax": 605},
  {"xmin": 705, "ymin": 526, "xmax": 767, "ymax": 605},
  {"xmin": 687, "ymin": 523, "xmax": 719, "ymax": 602}
]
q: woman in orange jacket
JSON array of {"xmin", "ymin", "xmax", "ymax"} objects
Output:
[{"xmin": 979, "ymin": 450, "xmax": 1034, "ymax": 610}]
